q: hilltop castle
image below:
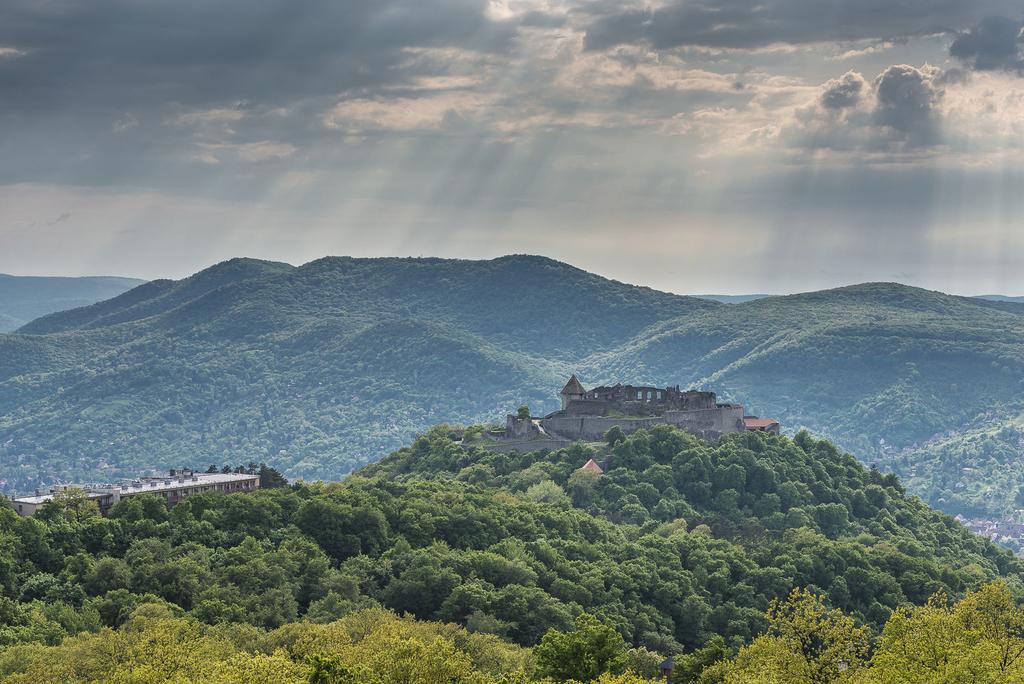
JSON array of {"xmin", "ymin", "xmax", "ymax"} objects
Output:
[{"xmin": 496, "ymin": 375, "xmax": 778, "ymax": 451}]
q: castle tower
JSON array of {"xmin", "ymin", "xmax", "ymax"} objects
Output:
[{"xmin": 560, "ymin": 374, "xmax": 586, "ymax": 410}]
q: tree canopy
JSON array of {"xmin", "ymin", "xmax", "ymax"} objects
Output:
[{"xmin": 0, "ymin": 427, "xmax": 1021, "ymax": 682}]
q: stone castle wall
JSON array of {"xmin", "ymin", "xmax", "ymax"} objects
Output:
[
  {"xmin": 505, "ymin": 415, "xmax": 543, "ymax": 439},
  {"xmin": 485, "ymin": 438, "xmax": 573, "ymax": 454},
  {"xmin": 572, "ymin": 387, "xmax": 716, "ymax": 413},
  {"xmin": 540, "ymin": 405, "xmax": 744, "ymax": 442}
]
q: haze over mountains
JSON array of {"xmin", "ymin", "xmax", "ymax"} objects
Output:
[
  {"xmin": 690, "ymin": 295, "xmax": 773, "ymax": 304},
  {"xmin": 976, "ymin": 295, "xmax": 1024, "ymax": 303},
  {"xmin": 2, "ymin": 255, "xmax": 1023, "ymax": 519},
  {"xmin": 696, "ymin": 294, "xmax": 1024, "ymax": 305},
  {"xmin": 0, "ymin": 274, "xmax": 145, "ymax": 332}
]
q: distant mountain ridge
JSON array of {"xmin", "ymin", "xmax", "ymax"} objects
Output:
[
  {"xmin": 0, "ymin": 273, "xmax": 145, "ymax": 332},
  {"xmin": 20, "ymin": 256, "xmax": 715, "ymax": 358},
  {"xmin": 2, "ymin": 256, "xmax": 1023, "ymax": 519}
]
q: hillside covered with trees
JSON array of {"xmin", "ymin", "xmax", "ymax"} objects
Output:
[
  {"xmin": 0, "ymin": 427, "xmax": 1022, "ymax": 681},
  {"xmin": 0, "ymin": 274, "xmax": 144, "ymax": 333},
  {"xmin": 2, "ymin": 256, "xmax": 1023, "ymax": 518}
]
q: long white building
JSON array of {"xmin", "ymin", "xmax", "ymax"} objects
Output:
[{"xmin": 10, "ymin": 468, "xmax": 260, "ymax": 517}]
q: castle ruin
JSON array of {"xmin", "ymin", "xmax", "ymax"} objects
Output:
[{"xmin": 493, "ymin": 374, "xmax": 778, "ymax": 452}]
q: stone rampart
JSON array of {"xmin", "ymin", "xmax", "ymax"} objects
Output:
[
  {"xmin": 540, "ymin": 405, "xmax": 744, "ymax": 442},
  {"xmin": 485, "ymin": 438, "xmax": 573, "ymax": 454}
]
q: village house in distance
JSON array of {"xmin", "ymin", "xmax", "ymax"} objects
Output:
[
  {"xmin": 493, "ymin": 375, "xmax": 779, "ymax": 453},
  {"xmin": 10, "ymin": 468, "xmax": 260, "ymax": 517}
]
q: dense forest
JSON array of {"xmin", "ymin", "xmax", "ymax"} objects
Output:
[
  {"xmin": 1, "ymin": 256, "xmax": 1024, "ymax": 519},
  {"xmin": 7, "ymin": 584, "xmax": 1024, "ymax": 682},
  {"xmin": 1, "ymin": 427, "xmax": 1022, "ymax": 681}
]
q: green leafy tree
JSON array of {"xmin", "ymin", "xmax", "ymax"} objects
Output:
[
  {"xmin": 35, "ymin": 489, "xmax": 100, "ymax": 524},
  {"xmin": 524, "ymin": 480, "xmax": 569, "ymax": 507},
  {"xmin": 258, "ymin": 464, "xmax": 288, "ymax": 488},
  {"xmin": 870, "ymin": 583, "xmax": 1024, "ymax": 681},
  {"xmin": 535, "ymin": 613, "xmax": 630, "ymax": 681},
  {"xmin": 713, "ymin": 588, "xmax": 870, "ymax": 683},
  {"xmin": 674, "ymin": 634, "xmax": 729, "ymax": 683},
  {"xmin": 567, "ymin": 468, "xmax": 601, "ymax": 508},
  {"xmin": 307, "ymin": 654, "xmax": 360, "ymax": 683},
  {"xmin": 605, "ymin": 426, "xmax": 626, "ymax": 446}
]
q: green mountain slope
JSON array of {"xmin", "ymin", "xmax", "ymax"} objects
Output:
[
  {"xmin": 595, "ymin": 283, "xmax": 1024, "ymax": 451},
  {"xmin": 20, "ymin": 255, "xmax": 715, "ymax": 358},
  {"xmin": 2, "ymin": 257, "xmax": 1023, "ymax": 519},
  {"xmin": 0, "ymin": 274, "xmax": 145, "ymax": 332},
  {"xmin": 591, "ymin": 284, "xmax": 1024, "ymax": 515},
  {"xmin": 0, "ymin": 256, "xmax": 712, "ymax": 491}
]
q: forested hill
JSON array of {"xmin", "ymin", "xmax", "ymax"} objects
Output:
[
  {"xmin": 0, "ymin": 274, "xmax": 144, "ymax": 332},
  {"xmin": 0, "ymin": 428, "xmax": 1022, "ymax": 681},
  {"xmin": 0, "ymin": 255, "xmax": 715, "ymax": 490},
  {"xmin": 596, "ymin": 283, "xmax": 1024, "ymax": 516},
  {"xmin": 18, "ymin": 255, "xmax": 713, "ymax": 358},
  {"xmin": 2, "ymin": 256, "xmax": 1024, "ymax": 518}
]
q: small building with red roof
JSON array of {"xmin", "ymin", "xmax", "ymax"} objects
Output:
[{"xmin": 744, "ymin": 416, "xmax": 781, "ymax": 434}]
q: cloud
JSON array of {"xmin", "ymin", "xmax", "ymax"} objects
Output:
[
  {"xmin": 0, "ymin": 0, "xmax": 1023, "ymax": 253},
  {"xmin": 0, "ymin": 0, "xmax": 572, "ymax": 191},
  {"xmin": 827, "ymin": 42, "xmax": 895, "ymax": 61},
  {"xmin": 0, "ymin": 0, "xmax": 530, "ymax": 118},
  {"xmin": 322, "ymin": 92, "xmax": 492, "ymax": 133},
  {"xmin": 872, "ymin": 64, "xmax": 943, "ymax": 144},
  {"xmin": 194, "ymin": 141, "xmax": 298, "ymax": 164},
  {"xmin": 171, "ymin": 108, "xmax": 247, "ymax": 127},
  {"xmin": 950, "ymin": 16, "xmax": 1024, "ymax": 73},
  {"xmin": 821, "ymin": 71, "xmax": 868, "ymax": 109},
  {"xmin": 782, "ymin": 64, "xmax": 945, "ymax": 153},
  {"xmin": 583, "ymin": 0, "xmax": 1024, "ymax": 51},
  {"xmin": 3, "ymin": 0, "xmax": 1024, "ymax": 298},
  {"xmin": 112, "ymin": 114, "xmax": 138, "ymax": 133},
  {"xmin": 589, "ymin": 0, "xmax": 1019, "ymax": 51}
]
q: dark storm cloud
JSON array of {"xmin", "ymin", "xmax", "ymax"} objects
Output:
[
  {"xmin": 0, "ymin": 0, "xmax": 521, "ymax": 114},
  {"xmin": 583, "ymin": 0, "xmax": 1024, "ymax": 51},
  {"xmin": 950, "ymin": 16, "xmax": 1024, "ymax": 72},
  {"xmin": 0, "ymin": 0, "xmax": 553, "ymax": 190}
]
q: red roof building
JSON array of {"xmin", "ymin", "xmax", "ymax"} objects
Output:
[
  {"xmin": 580, "ymin": 458, "xmax": 604, "ymax": 475},
  {"xmin": 744, "ymin": 416, "xmax": 781, "ymax": 434}
]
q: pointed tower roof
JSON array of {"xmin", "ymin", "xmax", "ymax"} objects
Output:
[
  {"xmin": 580, "ymin": 458, "xmax": 604, "ymax": 475},
  {"xmin": 561, "ymin": 374, "xmax": 585, "ymax": 396}
]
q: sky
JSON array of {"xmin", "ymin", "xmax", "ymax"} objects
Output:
[{"xmin": 2, "ymin": 1, "xmax": 1024, "ymax": 295}]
